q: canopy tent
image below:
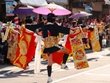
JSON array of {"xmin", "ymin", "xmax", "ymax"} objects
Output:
[
  {"xmin": 20, "ymin": 0, "xmax": 48, "ymax": 6},
  {"xmin": 104, "ymin": 0, "xmax": 110, "ymax": 5},
  {"xmin": 14, "ymin": 6, "xmax": 34, "ymax": 14}
]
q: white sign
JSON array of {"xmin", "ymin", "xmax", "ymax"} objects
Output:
[{"xmin": 5, "ymin": 0, "xmax": 14, "ymax": 16}]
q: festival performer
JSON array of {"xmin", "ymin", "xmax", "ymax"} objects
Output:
[
  {"xmin": 40, "ymin": 13, "xmax": 77, "ymax": 83},
  {"xmin": 96, "ymin": 19, "xmax": 105, "ymax": 48},
  {"xmin": 58, "ymin": 34, "xmax": 70, "ymax": 69},
  {"xmin": 55, "ymin": 20, "xmax": 70, "ymax": 70},
  {"xmin": 88, "ymin": 24, "xmax": 101, "ymax": 52}
]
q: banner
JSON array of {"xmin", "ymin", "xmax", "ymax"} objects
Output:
[
  {"xmin": 5, "ymin": 0, "xmax": 14, "ymax": 16},
  {"xmin": 13, "ymin": 28, "xmax": 36, "ymax": 69},
  {"xmin": 70, "ymin": 28, "xmax": 89, "ymax": 69}
]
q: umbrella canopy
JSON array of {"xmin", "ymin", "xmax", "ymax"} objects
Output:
[
  {"xmin": 69, "ymin": 12, "xmax": 92, "ymax": 19},
  {"xmin": 69, "ymin": 13, "xmax": 87, "ymax": 19},
  {"xmin": 14, "ymin": 7, "xmax": 34, "ymax": 15},
  {"xmin": 104, "ymin": 0, "xmax": 110, "ymax": 5},
  {"xmin": 33, "ymin": 3, "xmax": 71, "ymax": 16},
  {"xmin": 80, "ymin": 11, "xmax": 92, "ymax": 16}
]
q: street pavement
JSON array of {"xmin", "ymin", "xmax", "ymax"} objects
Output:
[{"xmin": 0, "ymin": 48, "xmax": 110, "ymax": 83}]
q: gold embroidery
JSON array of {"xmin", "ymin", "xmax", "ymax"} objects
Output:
[
  {"xmin": 43, "ymin": 36, "xmax": 59, "ymax": 48},
  {"xmin": 25, "ymin": 34, "xmax": 31, "ymax": 46},
  {"xmin": 19, "ymin": 55, "xmax": 27, "ymax": 67},
  {"xmin": 19, "ymin": 40, "xmax": 27, "ymax": 55}
]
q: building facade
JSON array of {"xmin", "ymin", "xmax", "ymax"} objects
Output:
[{"xmin": 47, "ymin": 0, "xmax": 110, "ymax": 17}]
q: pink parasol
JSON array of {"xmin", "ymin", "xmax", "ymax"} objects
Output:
[{"xmin": 33, "ymin": 3, "xmax": 71, "ymax": 16}]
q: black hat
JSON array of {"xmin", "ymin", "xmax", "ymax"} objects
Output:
[
  {"xmin": 47, "ymin": 13, "xmax": 56, "ymax": 22},
  {"xmin": 47, "ymin": 13, "xmax": 55, "ymax": 18}
]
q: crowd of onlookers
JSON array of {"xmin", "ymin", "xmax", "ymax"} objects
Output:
[
  {"xmin": 18, "ymin": 14, "xmax": 110, "ymax": 49},
  {"xmin": 0, "ymin": 13, "xmax": 110, "ymax": 64},
  {"xmin": 0, "ymin": 13, "xmax": 110, "ymax": 49}
]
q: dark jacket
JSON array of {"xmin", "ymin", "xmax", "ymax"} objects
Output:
[
  {"xmin": 42, "ymin": 23, "xmax": 70, "ymax": 54},
  {"xmin": 42, "ymin": 23, "xmax": 70, "ymax": 38}
]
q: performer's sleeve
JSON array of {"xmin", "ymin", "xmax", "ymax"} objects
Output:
[
  {"xmin": 58, "ymin": 26, "xmax": 78, "ymax": 35},
  {"xmin": 58, "ymin": 26, "xmax": 70, "ymax": 34},
  {"xmin": 42, "ymin": 28, "xmax": 48, "ymax": 38}
]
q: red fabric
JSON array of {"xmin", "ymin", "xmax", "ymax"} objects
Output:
[
  {"xmin": 52, "ymin": 35, "xmax": 72, "ymax": 64},
  {"xmin": 25, "ymin": 30, "xmax": 36, "ymax": 63},
  {"xmin": 52, "ymin": 32, "xmax": 81, "ymax": 65},
  {"xmin": 88, "ymin": 31, "xmax": 91, "ymax": 39},
  {"xmin": 13, "ymin": 28, "xmax": 36, "ymax": 69},
  {"xmin": 65, "ymin": 36, "xmax": 72, "ymax": 53},
  {"xmin": 52, "ymin": 52, "xmax": 64, "ymax": 64}
]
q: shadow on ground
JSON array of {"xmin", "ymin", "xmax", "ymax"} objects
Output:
[
  {"xmin": 85, "ymin": 49, "xmax": 93, "ymax": 54},
  {"xmin": 0, "ymin": 64, "xmax": 12, "ymax": 69},
  {"xmin": 88, "ymin": 57, "xmax": 99, "ymax": 61},
  {"xmin": 0, "ymin": 68, "xmax": 47, "ymax": 79},
  {"xmin": 0, "ymin": 69, "xmax": 34, "ymax": 78},
  {"xmin": 105, "ymin": 54, "xmax": 110, "ymax": 56}
]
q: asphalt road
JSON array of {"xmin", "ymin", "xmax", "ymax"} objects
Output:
[{"xmin": 0, "ymin": 48, "xmax": 110, "ymax": 83}]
